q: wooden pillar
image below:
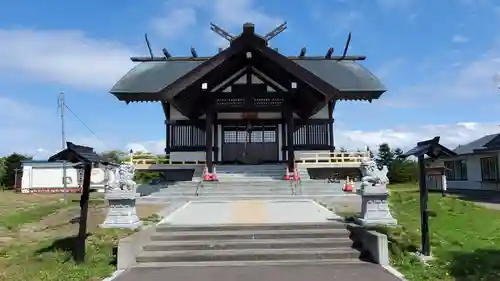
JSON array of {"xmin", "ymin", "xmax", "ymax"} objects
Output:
[
  {"xmin": 285, "ymin": 102, "xmax": 295, "ymax": 172},
  {"xmin": 205, "ymin": 90, "xmax": 214, "ymax": 173},
  {"xmin": 164, "ymin": 120, "xmax": 170, "ymax": 155},
  {"xmin": 75, "ymin": 163, "xmax": 91, "ymax": 263},
  {"xmin": 213, "ymin": 112, "xmax": 219, "ymax": 163},
  {"xmin": 328, "ymin": 100, "xmax": 335, "ymax": 151},
  {"xmin": 162, "ymin": 102, "xmax": 171, "ymax": 156}
]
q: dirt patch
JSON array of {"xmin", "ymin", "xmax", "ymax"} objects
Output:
[{"xmin": 136, "ymin": 204, "xmax": 166, "ymax": 218}]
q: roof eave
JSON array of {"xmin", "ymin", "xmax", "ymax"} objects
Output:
[{"xmin": 334, "ymin": 90, "xmax": 386, "ymax": 101}]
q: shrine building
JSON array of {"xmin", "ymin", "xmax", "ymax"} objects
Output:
[{"xmin": 110, "ymin": 23, "xmax": 386, "ymax": 178}]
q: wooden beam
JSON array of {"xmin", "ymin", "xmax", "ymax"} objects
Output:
[{"xmin": 160, "ymin": 101, "xmax": 170, "ymax": 119}]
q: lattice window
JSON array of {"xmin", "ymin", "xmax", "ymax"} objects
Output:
[
  {"xmin": 263, "ymin": 130, "xmax": 276, "ymax": 142},
  {"xmin": 251, "ymin": 131, "xmax": 263, "ymax": 142}
]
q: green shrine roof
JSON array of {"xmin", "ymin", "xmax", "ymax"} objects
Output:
[{"xmin": 110, "ymin": 59, "xmax": 386, "ymax": 96}]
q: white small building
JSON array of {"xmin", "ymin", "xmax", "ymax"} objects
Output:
[
  {"xmin": 429, "ymin": 133, "xmax": 500, "ymax": 190},
  {"xmin": 21, "ymin": 160, "xmax": 110, "ymax": 193}
]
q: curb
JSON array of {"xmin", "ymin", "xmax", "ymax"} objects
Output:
[
  {"xmin": 101, "ymin": 269, "xmax": 125, "ymax": 281},
  {"xmin": 101, "ymin": 201, "xmax": 189, "ymax": 281},
  {"xmin": 382, "ymin": 265, "xmax": 408, "ymax": 281}
]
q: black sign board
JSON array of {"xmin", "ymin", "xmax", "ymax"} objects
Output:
[
  {"xmin": 402, "ymin": 136, "xmax": 456, "ymax": 257},
  {"xmin": 48, "ymin": 142, "xmax": 110, "ymax": 263}
]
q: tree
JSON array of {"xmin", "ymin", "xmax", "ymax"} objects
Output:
[
  {"xmin": 393, "ymin": 148, "xmax": 404, "ymax": 159},
  {"xmin": 0, "ymin": 153, "xmax": 32, "ymax": 189},
  {"xmin": 100, "ymin": 150, "xmax": 127, "ymax": 164},
  {"xmin": 134, "ymin": 171, "xmax": 162, "ymax": 183},
  {"xmin": 376, "ymin": 143, "xmax": 394, "ymax": 169},
  {"xmin": 389, "ymin": 158, "xmax": 419, "ymax": 183},
  {"xmin": 367, "ymin": 147, "xmax": 375, "ymax": 159}
]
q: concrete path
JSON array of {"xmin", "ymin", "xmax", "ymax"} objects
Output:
[
  {"xmin": 160, "ymin": 199, "xmax": 342, "ymax": 225},
  {"xmin": 115, "ymin": 263, "xmax": 400, "ymax": 281}
]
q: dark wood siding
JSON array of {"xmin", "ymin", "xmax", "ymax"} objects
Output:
[{"xmin": 168, "ymin": 123, "xmax": 206, "ymax": 152}]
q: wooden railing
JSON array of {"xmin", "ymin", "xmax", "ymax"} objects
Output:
[
  {"xmin": 129, "ymin": 152, "xmax": 205, "ymax": 165},
  {"xmin": 129, "ymin": 151, "xmax": 370, "ymax": 166},
  {"xmin": 294, "ymin": 151, "xmax": 370, "ymax": 165}
]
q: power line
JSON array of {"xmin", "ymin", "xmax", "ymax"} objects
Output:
[{"xmin": 63, "ymin": 103, "xmax": 109, "ymax": 149}]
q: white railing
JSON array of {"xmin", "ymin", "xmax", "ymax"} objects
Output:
[
  {"xmin": 130, "ymin": 151, "xmax": 370, "ymax": 167},
  {"xmin": 294, "ymin": 151, "xmax": 370, "ymax": 165}
]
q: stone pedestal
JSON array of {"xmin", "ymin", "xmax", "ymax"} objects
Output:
[
  {"xmin": 355, "ymin": 187, "xmax": 397, "ymax": 227},
  {"xmin": 100, "ymin": 192, "xmax": 141, "ymax": 229}
]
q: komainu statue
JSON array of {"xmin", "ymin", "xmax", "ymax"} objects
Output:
[
  {"xmin": 101, "ymin": 163, "xmax": 141, "ymax": 229},
  {"xmin": 360, "ymin": 159, "xmax": 389, "ymax": 192},
  {"xmin": 355, "ymin": 159, "xmax": 397, "ymax": 226},
  {"xmin": 105, "ymin": 164, "xmax": 137, "ymax": 193}
]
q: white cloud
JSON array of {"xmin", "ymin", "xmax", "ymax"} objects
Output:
[
  {"xmin": 150, "ymin": 0, "xmax": 282, "ymax": 47},
  {"xmin": 212, "ymin": 0, "xmax": 282, "ymax": 30},
  {"xmin": 337, "ymin": 122, "xmax": 500, "ymax": 151},
  {"xmin": 125, "ymin": 141, "xmax": 165, "ymax": 154},
  {"xmin": 373, "ymin": 57, "xmax": 406, "ymax": 79},
  {"xmin": 150, "ymin": 8, "xmax": 198, "ymax": 39},
  {"xmin": 0, "ymin": 97, "xmax": 58, "ymax": 157},
  {"xmin": 0, "ymin": 96, "xmax": 125, "ymax": 158},
  {"xmin": 0, "ymin": 29, "xmax": 134, "ymax": 90},
  {"xmin": 452, "ymin": 35, "xmax": 469, "ymax": 43},
  {"xmin": 402, "ymin": 41, "xmax": 500, "ymax": 99}
]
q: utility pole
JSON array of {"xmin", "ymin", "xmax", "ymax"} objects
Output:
[
  {"xmin": 58, "ymin": 92, "xmax": 68, "ymax": 204},
  {"xmin": 13, "ymin": 168, "xmax": 20, "ymax": 192}
]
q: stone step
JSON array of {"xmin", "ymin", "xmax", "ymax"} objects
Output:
[
  {"xmin": 215, "ymin": 178, "xmax": 283, "ymax": 182},
  {"xmin": 201, "ymin": 182, "xmax": 293, "ymax": 189},
  {"xmin": 138, "ymin": 194, "xmax": 359, "ymax": 203},
  {"xmin": 155, "ymin": 222, "xmax": 346, "ymax": 232},
  {"xmin": 132, "ymin": 258, "xmax": 365, "ymax": 268},
  {"xmin": 150, "ymin": 228, "xmax": 349, "ymax": 241},
  {"xmin": 199, "ymin": 185, "xmax": 292, "ymax": 190},
  {"xmin": 197, "ymin": 192, "xmax": 294, "ymax": 197},
  {"xmin": 216, "ymin": 170, "xmax": 284, "ymax": 173},
  {"xmin": 191, "ymin": 190, "xmax": 343, "ymax": 195},
  {"xmin": 143, "ymin": 237, "xmax": 353, "ymax": 251},
  {"xmin": 200, "ymin": 186, "xmax": 291, "ymax": 190},
  {"xmin": 136, "ymin": 247, "xmax": 359, "ymax": 263}
]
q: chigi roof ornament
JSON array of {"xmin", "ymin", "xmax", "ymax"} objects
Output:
[{"xmin": 131, "ymin": 22, "xmax": 364, "ymax": 63}]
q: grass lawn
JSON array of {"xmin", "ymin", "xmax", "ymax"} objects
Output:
[
  {"xmin": 384, "ymin": 184, "xmax": 500, "ymax": 281},
  {"xmin": 0, "ymin": 191, "xmax": 165, "ymax": 281}
]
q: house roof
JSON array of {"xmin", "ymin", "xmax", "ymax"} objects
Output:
[
  {"xmin": 402, "ymin": 136, "xmax": 457, "ymax": 158},
  {"xmin": 48, "ymin": 142, "xmax": 105, "ymax": 164},
  {"xmin": 453, "ymin": 133, "xmax": 500, "ymax": 155},
  {"xmin": 110, "ymin": 59, "xmax": 386, "ymax": 95}
]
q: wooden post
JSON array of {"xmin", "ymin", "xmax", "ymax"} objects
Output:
[
  {"xmin": 206, "ymin": 98, "xmax": 214, "ymax": 174},
  {"xmin": 285, "ymin": 105, "xmax": 295, "ymax": 172},
  {"xmin": 75, "ymin": 163, "xmax": 91, "ymax": 263},
  {"xmin": 328, "ymin": 101, "xmax": 335, "ymax": 151},
  {"xmin": 164, "ymin": 120, "xmax": 170, "ymax": 155},
  {"xmin": 418, "ymin": 155, "xmax": 430, "ymax": 256},
  {"xmin": 213, "ymin": 112, "xmax": 219, "ymax": 163}
]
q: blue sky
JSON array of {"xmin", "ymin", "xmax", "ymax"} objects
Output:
[{"xmin": 0, "ymin": 0, "xmax": 499, "ymax": 158}]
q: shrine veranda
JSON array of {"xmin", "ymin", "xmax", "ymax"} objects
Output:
[{"xmin": 110, "ymin": 23, "xmax": 386, "ymax": 181}]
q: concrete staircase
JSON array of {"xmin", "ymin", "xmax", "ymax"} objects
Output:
[
  {"xmin": 136, "ymin": 164, "xmax": 356, "ymax": 204},
  {"xmin": 215, "ymin": 164, "xmax": 285, "ymax": 182},
  {"xmin": 134, "ymin": 222, "xmax": 363, "ymax": 267}
]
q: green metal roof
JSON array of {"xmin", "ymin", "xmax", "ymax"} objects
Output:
[{"xmin": 110, "ymin": 59, "xmax": 386, "ymax": 95}]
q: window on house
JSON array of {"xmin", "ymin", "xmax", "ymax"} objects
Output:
[
  {"xmin": 444, "ymin": 159, "xmax": 467, "ymax": 180},
  {"xmin": 480, "ymin": 157, "xmax": 499, "ymax": 182}
]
